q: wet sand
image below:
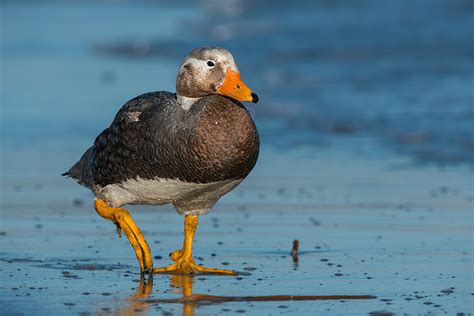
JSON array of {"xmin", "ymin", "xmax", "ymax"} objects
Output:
[
  {"xmin": 1, "ymin": 1, "xmax": 473, "ymax": 314},
  {"xmin": 1, "ymin": 148, "xmax": 473, "ymax": 315}
]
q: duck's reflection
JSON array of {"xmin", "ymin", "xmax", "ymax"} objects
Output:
[
  {"xmin": 169, "ymin": 275, "xmax": 196, "ymax": 316},
  {"xmin": 116, "ymin": 274, "xmax": 196, "ymax": 316},
  {"xmin": 116, "ymin": 273, "xmax": 375, "ymax": 316},
  {"xmin": 114, "ymin": 275, "xmax": 153, "ymax": 316}
]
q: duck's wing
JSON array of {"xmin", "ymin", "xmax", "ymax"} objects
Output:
[{"xmin": 63, "ymin": 91, "xmax": 177, "ymax": 189}]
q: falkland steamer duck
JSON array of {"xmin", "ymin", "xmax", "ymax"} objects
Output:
[{"xmin": 64, "ymin": 47, "xmax": 259, "ymax": 275}]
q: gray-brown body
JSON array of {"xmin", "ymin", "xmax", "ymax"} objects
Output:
[{"xmin": 64, "ymin": 92, "xmax": 259, "ymax": 214}]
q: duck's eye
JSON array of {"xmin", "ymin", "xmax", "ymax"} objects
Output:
[{"xmin": 207, "ymin": 60, "xmax": 215, "ymax": 68}]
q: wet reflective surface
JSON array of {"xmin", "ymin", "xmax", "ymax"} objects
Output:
[
  {"xmin": 1, "ymin": 152, "xmax": 473, "ymax": 314},
  {"xmin": 1, "ymin": 1, "xmax": 473, "ymax": 315}
]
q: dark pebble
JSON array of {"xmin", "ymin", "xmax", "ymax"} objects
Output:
[
  {"xmin": 441, "ymin": 288, "xmax": 454, "ymax": 294},
  {"xmin": 369, "ymin": 311, "xmax": 394, "ymax": 316},
  {"xmin": 72, "ymin": 199, "xmax": 84, "ymax": 207}
]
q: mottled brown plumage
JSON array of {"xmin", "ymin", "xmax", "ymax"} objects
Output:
[
  {"xmin": 63, "ymin": 47, "xmax": 259, "ymax": 275},
  {"xmin": 64, "ymin": 47, "xmax": 259, "ymax": 213},
  {"xmin": 65, "ymin": 92, "xmax": 258, "ymax": 186},
  {"xmin": 190, "ymin": 95, "xmax": 259, "ymax": 182}
]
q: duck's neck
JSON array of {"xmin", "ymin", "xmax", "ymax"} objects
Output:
[{"xmin": 177, "ymin": 95, "xmax": 202, "ymax": 111}]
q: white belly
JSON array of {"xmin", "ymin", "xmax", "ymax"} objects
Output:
[{"xmin": 96, "ymin": 177, "xmax": 242, "ymax": 215}]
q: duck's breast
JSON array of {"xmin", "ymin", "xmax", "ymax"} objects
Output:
[{"xmin": 183, "ymin": 95, "xmax": 260, "ymax": 183}]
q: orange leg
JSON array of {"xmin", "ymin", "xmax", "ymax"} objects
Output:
[
  {"xmin": 94, "ymin": 198, "xmax": 153, "ymax": 273},
  {"xmin": 153, "ymin": 215, "xmax": 236, "ymax": 275}
]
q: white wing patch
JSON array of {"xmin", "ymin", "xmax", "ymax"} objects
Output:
[{"xmin": 125, "ymin": 111, "xmax": 142, "ymax": 122}]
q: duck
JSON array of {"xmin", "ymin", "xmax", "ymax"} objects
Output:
[{"xmin": 63, "ymin": 47, "xmax": 259, "ymax": 275}]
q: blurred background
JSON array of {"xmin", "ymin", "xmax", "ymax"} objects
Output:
[
  {"xmin": 1, "ymin": 1, "xmax": 473, "ymax": 314},
  {"xmin": 2, "ymin": 0, "xmax": 473, "ymax": 175}
]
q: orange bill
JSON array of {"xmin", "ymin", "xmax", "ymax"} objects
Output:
[{"xmin": 217, "ymin": 69, "xmax": 259, "ymax": 103}]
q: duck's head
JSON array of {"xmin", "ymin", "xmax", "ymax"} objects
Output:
[{"xmin": 176, "ymin": 47, "xmax": 258, "ymax": 110}]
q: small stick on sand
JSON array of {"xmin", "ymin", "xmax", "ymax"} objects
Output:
[{"xmin": 291, "ymin": 239, "xmax": 299, "ymax": 262}]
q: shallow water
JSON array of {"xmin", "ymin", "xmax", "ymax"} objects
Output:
[
  {"xmin": 2, "ymin": 0, "xmax": 473, "ymax": 166},
  {"xmin": 1, "ymin": 1, "xmax": 473, "ymax": 315}
]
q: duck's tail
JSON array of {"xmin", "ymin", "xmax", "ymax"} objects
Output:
[{"xmin": 62, "ymin": 147, "xmax": 94, "ymax": 189}]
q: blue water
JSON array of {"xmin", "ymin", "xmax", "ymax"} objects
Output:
[
  {"xmin": 1, "ymin": 2, "xmax": 473, "ymax": 315},
  {"xmin": 2, "ymin": 0, "xmax": 473, "ymax": 166}
]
